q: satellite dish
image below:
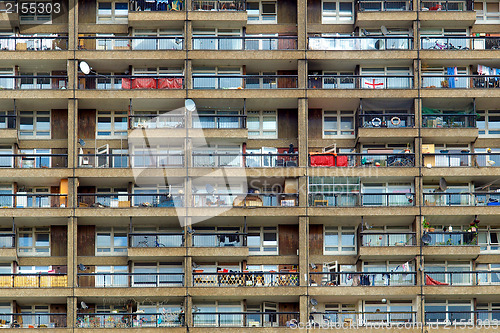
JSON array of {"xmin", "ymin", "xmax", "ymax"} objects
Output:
[
  {"xmin": 310, "ymin": 263, "xmax": 317, "ymax": 270},
  {"xmin": 439, "ymin": 177, "xmax": 448, "ymax": 191},
  {"xmin": 78, "ymin": 263, "xmax": 87, "ymax": 271},
  {"xmin": 422, "ymin": 233, "xmax": 432, "ymax": 245},
  {"xmin": 79, "ymin": 61, "xmax": 91, "ymax": 75},
  {"xmin": 205, "ymin": 184, "xmax": 215, "ymax": 194},
  {"xmin": 81, "ymin": 301, "xmax": 88, "ymax": 309},
  {"xmin": 185, "ymin": 99, "xmax": 196, "ymax": 112},
  {"xmin": 78, "ymin": 138, "xmax": 85, "ymax": 146},
  {"xmin": 310, "ymin": 298, "xmax": 318, "ymax": 306},
  {"xmin": 381, "ymin": 26, "xmax": 389, "ymax": 36}
]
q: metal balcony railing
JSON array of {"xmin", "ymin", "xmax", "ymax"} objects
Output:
[
  {"xmin": 0, "ymin": 153, "xmax": 68, "ymax": 168},
  {"xmin": 423, "ymin": 231, "xmax": 478, "ymax": 245},
  {"xmin": 76, "ymin": 312, "xmax": 184, "ymax": 328},
  {"xmin": 1, "ymin": 313, "xmax": 67, "ymax": 328},
  {"xmin": 309, "ymin": 272, "xmax": 416, "ymax": 286},
  {"xmin": 0, "ymin": 273, "xmax": 67, "ymax": 288},
  {"xmin": 309, "ymin": 193, "xmax": 415, "ymax": 207},
  {"xmin": 0, "ymin": 194, "xmax": 66, "ymax": 208},
  {"xmin": 192, "ymin": 36, "xmax": 297, "ymax": 50},
  {"xmin": 130, "ymin": 0, "xmax": 184, "ymax": 11},
  {"xmin": 77, "ymin": 193, "xmax": 184, "ymax": 208},
  {"xmin": 193, "ymin": 114, "xmax": 246, "ymax": 129},
  {"xmin": 359, "ymin": 113, "xmax": 415, "ymax": 128},
  {"xmin": 360, "ymin": 232, "xmax": 417, "ymax": 246},
  {"xmin": 78, "ymin": 153, "xmax": 184, "ymax": 168},
  {"xmin": 0, "ymin": 36, "xmax": 68, "ymax": 51},
  {"xmin": 0, "ymin": 233, "xmax": 14, "ymax": 248},
  {"xmin": 193, "ymin": 311, "xmax": 298, "ymax": 327},
  {"xmin": 77, "ymin": 273, "xmax": 184, "ymax": 287},
  {"xmin": 422, "ymin": 114, "xmax": 476, "ymax": 128},
  {"xmin": 192, "ymin": 233, "xmax": 247, "ymax": 247},
  {"xmin": 129, "ymin": 233, "xmax": 185, "ymax": 247},
  {"xmin": 424, "ymin": 311, "xmax": 477, "ymax": 324},
  {"xmin": 308, "ymin": 36, "xmax": 413, "ymax": 51},
  {"xmin": 424, "ymin": 271, "xmax": 500, "ymax": 285},
  {"xmin": 193, "ymin": 152, "xmax": 298, "ymax": 167},
  {"xmin": 0, "ymin": 75, "xmax": 67, "ymax": 90},
  {"xmin": 423, "ymin": 192, "xmax": 500, "ymax": 206},
  {"xmin": 192, "ymin": 271, "xmax": 299, "ymax": 287},
  {"xmin": 420, "ymin": 0, "xmax": 473, "ymax": 11},
  {"xmin": 193, "ymin": 193, "xmax": 298, "ymax": 207},
  {"xmin": 420, "ymin": 36, "xmax": 500, "ymax": 50},
  {"xmin": 308, "ymin": 75, "xmax": 413, "ymax": 89},
  {"xmin": 79, "ymin": 75, "xmax": 184, "ymax": 90},
  {"xmin": 357, "ymin": 0, "xmax": 412, "ymax": 11},
  {"xmin": 192, "ymin": 0, "xmax": 246, "ymax": 10},
  {"xmin": 78, "ymin": 36, "xmax": 184, "ymax": 51},
  {"xmin": 193, "ymin": 74, "xmax": 298, "ymax": 89},
  {"xmin": 310, "ymin": 311, "xmax": 416, "ymax": 325},
  {"xmin": 422, "ymin": 153, "xmax": 499, "ymax": 167},
  {"xmin": 309, "ymin": 153, "xmax": 415, "ymax": 167},
  {"xmin": 129, "ymin": 114, "xmax": 185, "ymax": 129},
  {"xmin": 422, "ymin": 75, "xmax": 500, "ymax": 89}
]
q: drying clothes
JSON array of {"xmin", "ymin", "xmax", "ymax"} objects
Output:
[{"xmin": 447, "ymin": 67, "xmax": 457, "ymax": 88}]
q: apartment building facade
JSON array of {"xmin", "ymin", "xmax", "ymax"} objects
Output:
[{"xmin": 0, "ymin": 0, "xmax": 499, "ymax": 331}]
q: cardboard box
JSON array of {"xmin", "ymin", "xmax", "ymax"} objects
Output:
[{"xmin": 16, "ymin": 43, "xmax": 27, "ymax": 51}]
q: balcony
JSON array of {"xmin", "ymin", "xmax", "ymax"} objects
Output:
[
  {"xmin": 420, "ymin": 36, "xmax": 500, "ymax": 50},
  {"xmin": 193, "ymin": 193, "xmax": 298, "ymax": 207},
  {"xmin": 424, "ymin": 231, "xmax": 477, "ymax": 245},
  {"xmin": 422, "ymin": 75, "xmax": 500, "ymax": 89},
  {"xmin": 78, "ymin": 153, "xmax": 184, "ymax": 168},
  {"xmin": 421, "ymin": 153, "xmax": 500, "ymax": 167},
  {"xmin": 0, "ymin": 273, "xmax": 67, "ymax": 288},
  {"xmin": 308, "ymin": 75, "xmax": 413, "ymax": 89},
  {"xmin": 193, "ymin": 74, "xmax": 298, "ymax": 89},
  {"xmin": 77, "ymin": 273, "xmax": 184, "ymax": 287},
  {"xmin": 0, "ymin": 36, "xmax": 68, "ymax": 51},
  {"xmin": 361, "ymin": 232, "xmax": 417, "ymax": 246},
  {"xmin": 310, "ymin": 311, "xmax": 416, "ymax": 326},
  {"xmin": 0, "ymin": 194, "xmax": 66, "ymax": 208},
  {"xmin": 424, "ymin": 271, "xmax": 500, "ymax": 286},
  {"xmin": 192, "ymin": 233, "xmax": 246, "ymax": 247},
  {"xmin": 359, "ymin": 113, "xmax": 415, "ymax": 128},
  {"xmin": 193, "ymin": 152, "xmax": 298, "ymax": 168},
  {"xmin": 192, "ymin": 0, "xmax": 246, "ymax": 11},
  {"xmin": 425, "ymin": 311, "xmax": 477, "ymax": 324},
  {"xmin": 78, "ymin": 36, "xmax": 184, "ymax": 51},
  {"xmin": 0, "ymin": 75, "xmax": 67, "ymax": 90},
  {"xmin": 423, "ymin": 192, "xmax": 500, "ymax": 206},
  {"xmin": 358, "ymin": 0, "xmax": 412, "ymax": 11},
  {"xmin": 129, "ymin": 113, "xmax": 185, "ymax": 129},
  {"xmin": 309, "ymin": 272, "xmax": 416, "ymax": 286},
  {"xmin": 130, "ymin": 0, "xmax": 184, "ymax": 11},
  {"xmin": 192, "ymin": 36, "xmax": 297, "ymax": 50},
  {"xmin": 76, "ymin": 312, "xmax": 184, "ymax": 328},
  {"xmin": 77, "ymin": 193, "xmax": 184, "ymax": 208},
  {"xmin": 420, "ymin": 0, "xmax": 473, "ymax": 11},
  {"xmin": 192, "ymin": 271, "xmax": 299, "ymax": 287},
  {"xmin": 422, "ymin": 113, "xmax": 476, "ymax": 128},
  {"xmin": 193, "ymin": 311, "xmax": 298, "ymax": 327},
  {"xmin": 308, "ymin": 36, "xmax": 413, "ymax": 51},
  {"xmin": 79, "ymin": 75, "xmax": 184, "ymax": 90},
  {"xmin": 0, "ymin": 153, "xmax": 68, "ymax": 168},
  {"xmin": 308, "ymin": 193, "xmax": 415, "ymax": 207},
  {"xmin": 129, "ymin": 233, "xmax": 184, "ymax": 247},
  {"xmin": 309, "ymin": 153, "xmax": 415, "ymax": 167},
  {"xmin": 0, "ymin": 313, "xmax": 66, "ymax": 328}
]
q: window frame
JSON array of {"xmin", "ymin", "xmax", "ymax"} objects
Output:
[
  {"xmin": 17, "ymin": 227, "xmax": 50, "ymax": 256},
  {"xmin": 96, "ymin": 110, "xmax": 128, "ymax": 138},
  {"xmin": 19, "ymin": 110, "xmax": 51, "ymax": 138},
  {"xmin": 97, "ymin": 1, "xmax": 129, "ymax": 24},
  {"xmin": 95, "ymin": 227, "xmax": 128, "ymax": 255},
  {"xmin": 247, "ymin": 110, "xmax": 278, "ymax": 138},
  {"xmin": 19, "ymin": 1, "xmax": 52, "ymax": 24},
  {"xmin": 247, "ymin": 0, "xmax": 277, "ymax": 24},
  {"xmin": 247, "ymin": 226, "xmax": 278, "ymax": 255},
  {"xmin": 324, "ymin": 226, "xmax": 357, "ymax": 255},
  {"xmin": 322, "ymin": 110, "xmax": 355, "ymax": 138},
  {"xmin": 321, "ymin": 0, "xmax": 354, "ymax": 24}
]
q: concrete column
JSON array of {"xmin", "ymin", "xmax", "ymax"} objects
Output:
[
  {"xmin": 299, "ymin": 216, "xmax": 308, "ymax": 286},
  {"xmin": 185, "ymin": 59, "xmax": 192, "ymax": 90},
  {"xmin": 413, "ymin": 20, "xmax": 419, "ymax": 51},
  {"xmin": 67, "ymin": 177, "xmax": 78, "ymax": 209},
  {"xmin": 67, "ymin": 217, "xmax": 78, "ymax": 289},
  {"xmin": 297, "ymin": 0, "xmax": 307, "ymax": 50},
  {"xmin": 67, "ymin": 98, "xmax": 78, "ymax": 169},
  {"xmin": 298, "ymin": 98, "xmax": 308, "ymax": 167},
  {"xmin": 185, "ymin": 254, "xmax": 193, "ymax": 289},
  {"xmin": 413, "ymin": 58, "xmax": 420, "ymax": 90},
  {"xmin": 185, "ymin": 20, "xmax": 192, "ymax": 51},
  {"xmin": 67, "ymin": 296, "xmax": 77, "ymax": 328},
  {"xmin": 68, "ymin": 0, "xmax": 78, "ymax": 51},
  {"xmin": 185, "ymin": 295, "xmax": 193, "ymax": 327},
  {"xmin": 298, "ymin": 59, "xmax": 307, "ymax": 90},
  {"xmin": 299, "ymin": 295, "xmax": 308, "ymax": 324}
]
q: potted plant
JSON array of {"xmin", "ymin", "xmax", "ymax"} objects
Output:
[{"xmin": 422, "ymin": 218, "xmax": 430, "ymax": 232}]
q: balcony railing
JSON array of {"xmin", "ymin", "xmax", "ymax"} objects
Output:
[
  {"xmin": 193, "ymin": 271, "xmax": 299, "ymax": 287},
  {"xmin": 76, "ymin": 313, "xmax": 184, "ymax": 328},
  {"xmin": 0, "ymin": 273, "xmax": 67, "ymax": 288},
  {"xmin": 0, "ymin": 75, "xmax": 67, "ymax": 90},
  {"xmin": 77, "ymin": 193, "xmax": 184, "ymax": 208},
  {"xmin": 193, "ymin": 311, "xmax": 298, "ymax": 327},
  {"xmin": 420, "ymin": 36, "xmax": 500, "ymax": 50},
  {"xmin": 192, "ymin": 233, "xmax": 246, "ymax": 247},
  {"xmin": 0, "ymin": 233, "xmax": 14, "ymax": 248},
  {"xmin": 360, "ymin": 232, "xmax": 417, "ymax": 246},
  {"xmin": 129, "ymin": 114, "xmax": 185, "ymax": 129},
  {"xmin": 420, "ymin": 0, "xmax": 473, "ymax": 11},
  {"xmin": 1, "ymin": 313, "xmax": 67, "ymax": 328},
  {"xmin": 78, "ymin": 153, "xmax": 184, "ymax": 168},
  {"xmin": 422, "ymin": 153, "xmax": 490, "ymax": 167},
  {"xmin": 0, "ymin": 114, "xmax": 15, "ymax": 129},
  {"xmin": 193, "ymin": 75, "xmax": 298, "ymax": 89},
  {"xmin": 130, "ymin": 0, "xmax": 184, "ymax": 11},
  {"xmin": 423, "ymin": 231, "xmax": 478, "ymax": 245},
  {"xmin": 425, "ymin": 311, "xmax": 477, "ymax": 324},
  {"xmin": 422, "ymin": 75, "xmax": 500, "ymax": 89},
  {"xmin": 424, "ymin": 271, "xmax": 500, "ymax": 285},
  {"xmin": 79, "ymin": 75, "xmax": 184, "ymax": 90},
  {"xmin": 192, "ymin": 0, "xmax": 246, "ymax": 10},
  {"xmin": 192, "ymin": 36, "xmax": 297, "ymax": 50},
  {"xmin": 78, "ymin": 36, "xmax": 184, "ymax": 51},
  {"xmin": 77, "ymin": 273, "xmax": 184, "ymax": 287},
  {"xmin": 309, "ymin": 153, "xmax": 415, "ymax": 167},
  {"xmin": 359, "ymin": 113, "xmax": 415, "ymax": 128},
  {"xmin": 309, "ymin": 272, "xmax": 416, "ymax": 286},
  {"xmin": 423, "ymin": 192, "xmax": 500, "ymax": 206},
  {"xmin": 309, "ymin": 193, "xmax": 415, "ymax": 207},
  {"xmin": 310, "ymin": 311, "xmax": 416, "ymax": 325},
  {"xmin": 0, "ymin": 36, "xmax": 68, "ymax": 51},
  {"xmin": 193, "ymin": 193, "xmax": 298, "ymax": 207},
  {"xmin": 0, "ymin": 194, "xmax": 66, "ymax": 208},
  {"xmin": 308, "ymin": 75, "xmax": 413, "ymax": 89},
  {"xmin": 193, "ymin": 152, "xmax": 298, "ymax": 167},
  {"xmin": 193, "ymin": 114, "xmax": 246, "ymax": 129},
  {"xmin": 422, "ymin": 114, "xmax": 476, "ymax": 128},
  {"xmin": 357, "ymin": 0, "xmax": 412, "ymax": 11},
  {"xmin": 129, "ymin": 233, "xmax": 184, "ymax": 247},
  {"xmin": 0, "ymin": 153, "xmax": 68, "ymax": 168},
  {"xmin": 308, "ymin": 36, "xmax": 412, "ymax": 51}
]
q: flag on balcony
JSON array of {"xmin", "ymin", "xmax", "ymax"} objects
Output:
[
  {"xmin": 363, "ymin": 78, "xmax": 384, "ymax": 89},
  {"xmin": 425, "ymin": 275, "xmax": 448, "ymax": 285}
]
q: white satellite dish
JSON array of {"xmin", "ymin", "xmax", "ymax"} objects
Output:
[
  {"xmin": 79, "ymin": 61, "xmax": 91, "ymax": 75},
  {"xmin": 381, "ymin": 26, "xmax": 389, "ymax": 36},
  {"xmin": 185, "ymin": 99, "xmax": 196, "ymax": 112}
]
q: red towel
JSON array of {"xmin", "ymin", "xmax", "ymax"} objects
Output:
[{"xmin": 425, "ymin": 275, "xmax": 448, "ymax": 285}]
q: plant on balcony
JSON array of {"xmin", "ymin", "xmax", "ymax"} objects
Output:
[
  {"xmin": 422, "ymin": 218, "xmax": 430, "ymax": 232},
  {"xmin": 467, "ymin": 218, "xmax": 480, "ymax": 232}
]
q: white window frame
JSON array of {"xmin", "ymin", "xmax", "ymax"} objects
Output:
[
  {"xmin": 131, "ymin": 144, "xmax": 183, "ymax": 168},
  {"xmin": 478, "ymin": 226, "xmax": 500, "ymax": 252},
  {"xmin": 95, "ymin": 227, "xmax": 128, "ymax": 255},
  {"xmin": 192, "ymin": 28, "xmax": 242, "ymax": 50},
  {"xmin": 96, "ymin": 111, "xmax": 128, "ymax": 138},
  {"xmin": 97, "ymin": 1, "xmax": 128, "ymax": 24},
  {"xmin": 19, "ymin": 149, "xmax": 51, "ymax": 168},
  {"xmin": 475, "ymin": 1, "xmax": 500, "ymax": 23},
  {"xmin": 95, "ymin": 265, "xmax": 128, "ymax": 287},
  {"xmin": 132, "ymin": 262, "xmax": 184, "ymax": 287},
  {"xmin": 247, "ymin": 226, "xmax": 278, "ymax": 255},
  {"xmin": 0, "ymin": 68, "xmax": 14, "ymax": 89},
  {"xmin": 0, "ymin": 145, "xmax": 13, "ymax": 168},
  {"xmin": 322, "ymin": 0, "xmax": 354, "ymax": 24},
  {"xmin": 322, "ymin": 110, "xmax": 355, "ymax": 138},
  {"xmin": 17, "ymin": 227, "xmax": 50, "ymax": 256},
  {"xmin": 425, "ymin": 300, "xmax": 473, "ymax": 324},
  {"xmin": 324, "ymin": 226, "xmax": 356, "ymax": 255},
  {"xmin": 19, "ymin": 305, "xmax": 49, "ymax": 327},
  {"xmin": 132, "ymin": 29, "xmax": 183, "ymax": 50},
  {"xmin": 19, "ymin": 111, "xmax": 51, "ymax": 138},
  {"xmin": 19, "ymin": 1, "xmax": 52, "ymax": 24},
  {"xmin": 247, "ymin": 1, "xmax": 277, "ymax": 24},
  {"xmin": 247, "ymin": 110, "xmax": 277, "ymax": 138},
  {"xmin": 192, "ymin": 144, "xmax": 242, "ymax": 167},
  {"xmin": 478, "ymin": 110, "xmax": 500, "ymax": 136},
  {"xmin": 363, "ymin": 300, "xmax": 414, "ymax": 324}
]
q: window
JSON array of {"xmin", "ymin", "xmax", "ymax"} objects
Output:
[
  {"xmin": 20, "ymin": 72, "xmax": 51, "ymax": 89},
  {"xmin": 193, "ymin": 110, "xmax": 242, "ymax": 129},
  {"xmin": 192, "ymin": 226, "xmax": 241, "ymax": 247},
  {"xmin": 247, "ymin": 226, "xmax": 278, "ymax": 255},
  {"xmin": 193, "ymin": 28, "xmax": 242, "ymax": 50},
  {"xmin": 313, "ymin": 304, "xmax": 355, "ymax": 324},
  {"xmin": 193, "ymin": 301, "xmax": 243, "ymax": 327},
  {"xmin": 19, "ymin": 305, "xmax": 49, "ymax": 327},
  {"xmin": 133, "ymin": 184, "xmax": 183, "ymax": 207},
  {"xmin": 363, "ymin": 300, "xmax": 413, "ymax": 323},
  {"xmin": 16, "ymin": 187, "xmax": 51, "ymax": 208},
  {"xmin": 361, "ymin": 67, "xmax": 412, "ymax": 89},
  {"xmin": 96, "ymin": 227, "xmax": 127, "ymax": 255},
  {"xmin": 425, "ymin": 300, "xmax": 472, "ymax": 323},
  {"xmin": 131, "ymin": 110, "xmax": 185, "ymax": 129},
  {"xmin": 322, "ymin": 0, "xmax": 354, "ymax": 23},
  {"xmin": 97, "ymin": 1, "xmax": 128, "ymax": 24},
  {"xmin": 95, "ymin": 265, "xmax": 128, "ymax": 287},
  {"xmin": 420, "ymin": 29, "xmax": 468, "ymax": 50},
  {"xmin": 471, "ymin": 263, "xmax": 500, "ymax": 285},
  {"xmin": 19, "ymin": 149, "xmax": 51, "ymax": 168},
  {"xmin": 361, "ymin": 182, "xmax": 413, "ymax": 206},
  {"xmin": 247, "ymin": 111, "xmax": 277, "ymax": 138},
  {"xmin": 131, "ymin": 144, "xmax": 183, "ymax": 168},
  {"xmin": 192, "ymin": 67, "xmax": 242, "ymax": 89},
  {"xmin": 132, "ymin": 262, "xmax": 184, "ymax": 287},
  {"xmin": 479, "ymin": 226, "xmax": 500, "ymax": 252},
  {"xmin": 247, "ymin": 1, "xmax": 277, "ymax": 23},
  {"xmin": 137, "ymin": 303, "xmax": 184, "ymax": 327},
  {"xmin": 0, "ymin": 185, "xmax": 13, "ymax": 207},
  {"xmin": 323, "ymin": 110, "xmax": 354, "ymax": 137},
  {"xmin": 97, "ymin": 111, "xmax": 127, "ymax": 137},
  {"xmin": 0, "ymin": 263, "xmax": 11, "ymax": 274},
  {"xmin": 19, "ymin": 111, "xmax": 50, "ymax": 138},
  {"xmin": 477, "ymin": 302, "xmax": 500, "ymax": 322},
  {"xmin": 192, "ymin": 144, "xmax": 242, "ymax": 167},
  {"xmin": 310, "ymin": 70, "xmax": 354, "ymax": 89},
  {"xmin": 0, "ymin": 68, "xmax": 13, "ymax": 89},
  {"xmin": 324, "ymin": 226, "xmax": 356, "ymax": 254},
  {"xmin": 478, "ymin": 110, "xmax": 500, "ymax": 136},
  {"xmin": 18, "ymin": 266, "xmax": 50, "ymax": 274},
  {"xmin": 132, "ymin": 226, "xmax": 184, "ymax": 247},
  {"xmin": 19, "ymin": 1, "xmax": 52, "ymax": 24},
  {"xmin": 132, "ymin": 29, "xmax": 183, "ymax": 50},
  {"xmin": 362, "ymin": 261, "xmax": 415, "ymax": 286},
  {"xmin": 421, "ymin": 66, "xmax": 468, "ymax": 88},
  {"xmin": 309, "ymin": 176, "xmax": 361, "ymax": 206},
  {"xmin": 18, "ymin": 227, "xmax": 50, "ymax": 255},
  {"xmin": 96, "ymin": 187, "xmax": 128, "ymax": 207},
  {"xmin": 0, "ymin": 146, "xmax": 13, "ymax": 168},
  {"xmin": 475, "ymin": 1, "xmax": 500, "ymax": 23},
  {"xmin": 0, "ymin": 110, "xmax": 15, "ymax": 129}
]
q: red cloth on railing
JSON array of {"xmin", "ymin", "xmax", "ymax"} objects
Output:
[
  {"xmin": 122, "ymin": 78, "xmax": 131, "ymax": 89},
  {"xmin": 132, "ymin": 77, "xmax": 157, "ymax": 89},
  {"xmin": 158, "ymin": 78, "xmax": 183, "ymax": 89},
  {"xmin": 310, "ymin": 154, "xmax": 335, "ymax": 167},
  {"xmin": 336, "ymin": 155, "xmax": 348, "ymax": 167},
  {"xmin": 425, "ymin": 275, "xmax": 448, "ymax": 285}
]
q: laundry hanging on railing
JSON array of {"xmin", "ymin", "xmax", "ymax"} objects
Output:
[
  {"xmin": 447, "ymin": 67, "xmax": 458, "ymax": 88},
  {"xmin": 478, "ymin": 64, "xmax": 500, "ymax": 79}
]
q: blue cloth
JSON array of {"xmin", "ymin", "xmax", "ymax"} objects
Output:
[{"xmin": 447, "ymin": 67, "xmax": 455, "ymax": 88}]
